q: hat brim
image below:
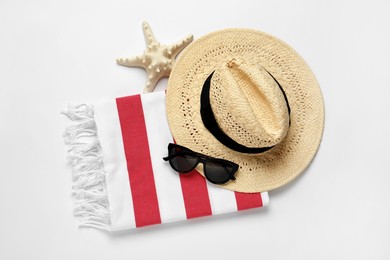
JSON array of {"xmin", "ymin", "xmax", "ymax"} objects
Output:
[{"xmin": 166, "ymin": 28, "xmax": 324, "ymax": 192}]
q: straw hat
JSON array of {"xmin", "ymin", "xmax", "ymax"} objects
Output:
[{"xmin": 166, "ymin": 28, "xmax": 324, "ymax": 192}]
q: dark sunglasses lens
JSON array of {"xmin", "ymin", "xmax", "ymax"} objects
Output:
[
  {"xmin": 170, "ymin": 154, "xmax": 198, "ymax": 173},
  {"xmin": 204, "ymin": 161, "xmax": 234, "ymax": 184}
]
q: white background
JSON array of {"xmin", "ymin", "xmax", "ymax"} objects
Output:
[{"xmin": 0, "ymin": 0, "xmax": 389, "ymax": 259}]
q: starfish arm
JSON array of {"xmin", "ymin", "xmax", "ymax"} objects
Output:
[
  {"xmin": 142, "ymin": 21, "xmax": 157, "ymax": 47},
  {"xmin": 167, "ymin": 34, "xmax": 193, "ymax": 58},
  {"xmin": 116, "ymin": 55, "xmax": 146, "ymax": 68},
  {"xmin": 117, "ymin": 22, "xmax": 193, "ymax": 93},
  {"xmin": 143, "ymin": 73, "xmax": 161, "ymax": 93}
]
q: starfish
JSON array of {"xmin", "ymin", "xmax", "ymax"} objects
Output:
[{"xmin": 117, "ymin": 21, "xmax": 193, "ymax": 93}]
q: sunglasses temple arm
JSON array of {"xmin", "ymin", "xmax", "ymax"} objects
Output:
[{"xmin": 163, "ymin": 156, "xmax": 169, "ymax": 161}]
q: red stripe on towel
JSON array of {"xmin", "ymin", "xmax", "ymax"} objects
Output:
[
  {"xmin": 234, "ymin": 192, "xmax": 263, "ymax": 211},
  {"xmin": 179, "ymin": 169, "xmax": 212, "ymax": 219},
  {"xmin": 116, "ymin": 95, "xmax": 161, "ymax": 227}
]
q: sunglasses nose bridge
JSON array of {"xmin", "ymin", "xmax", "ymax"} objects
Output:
[{"xmin": 197, "ymin": 156, "xmax": 208, "ymax": 166}]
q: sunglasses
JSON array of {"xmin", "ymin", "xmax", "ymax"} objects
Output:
[{"xmin": 163, "ymin": 143, "xmax": 238, "ymax": 185}]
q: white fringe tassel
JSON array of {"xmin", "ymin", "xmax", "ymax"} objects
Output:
[{"xmin": 61, "ymin": 104, "xmax": 111, "ymax": 231}]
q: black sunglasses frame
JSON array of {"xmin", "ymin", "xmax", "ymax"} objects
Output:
[{"xmin": 163, "ymin": 143, "xmax": 238, "ymax": 185}]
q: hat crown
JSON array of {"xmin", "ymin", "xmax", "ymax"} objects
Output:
[{"xmin": 209, "ymin": 58, "xmax": 290, "ymax": 149}]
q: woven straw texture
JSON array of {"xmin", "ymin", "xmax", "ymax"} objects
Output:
[
  {"xmin": 209, "ymin": 58, "xmax": 290, "ymax": 148},
  {"xmin": 166, "ymin": 28, "xmax": 324, "ymax": 192}
]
